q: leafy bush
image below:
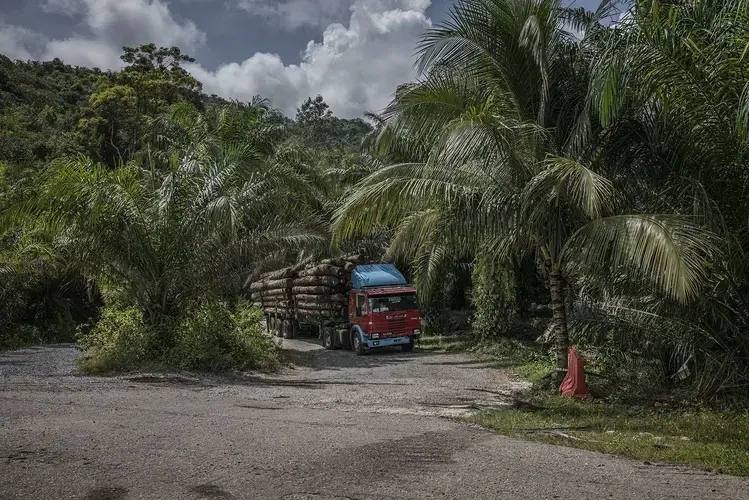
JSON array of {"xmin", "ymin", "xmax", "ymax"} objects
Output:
[
  {"xmin": 171, "ymin": 301, "xmax": 281, "ymax": 372},
  {"xmin": 76, "ymin": 302, "xmax": 281, "ymax": 374},
  {"xmin": 76, "ymin": 307, "xmax": 153, "ymax": 373},
  {"xmin": 0, "ymin": 325, "xmax": 43, "ymax": 351}
]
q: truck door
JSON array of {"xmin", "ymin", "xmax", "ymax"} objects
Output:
[
  {"xmin": 350, "ymin": 291, "xmax": 367, "ymax": 327},
  {"xmin": 355, "ymin": 292, "xmax": 367, "ymax": 318}
]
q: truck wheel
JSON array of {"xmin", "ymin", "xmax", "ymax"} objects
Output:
[
  {"xmin": 282, "ymin": 319, "xmax": 293, "ymax": 339},
  {"xmin": 401, "ymin": 339, "xmax": 415, "ymax": 352},
  {"xmin": 275, "ymin": 319, "xmax": 283, "ymax": 338},
  {"xmin": 352, "ymin": 331, "xmax": 366, "ymax": 356},
  {"xmin": 322, "ymin": 328, "xmax": 335, "ymax": 350},
  {"xmin": 292, "ymin": 320, "xmax": 300, "ymax": 339}
]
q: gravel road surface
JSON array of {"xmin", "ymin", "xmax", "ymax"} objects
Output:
[{"xmin": 1, "ymin": 340, "xmax": 747, "ymax": 500}]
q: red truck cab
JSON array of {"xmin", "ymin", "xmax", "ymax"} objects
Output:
[{"xmin": 347, "ymin": 264, "xmax": 421, "ymax": 355}]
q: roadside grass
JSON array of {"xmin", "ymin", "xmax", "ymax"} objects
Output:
[
  {"xmin": 419, "ymin": 333, "xmax": 749, "ymax": 476},
  {"xmin": 419, "ymin": 332, "xmax": 551, "ymax": 381},
  {"xmin": 418, "ymin": 333, "xmax": 473, "ymax": 353},
  {"xmin": 466, "ymin": 395, "xmax": 749, "ymax": 477}
]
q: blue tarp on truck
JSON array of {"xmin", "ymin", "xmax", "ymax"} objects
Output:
[{"xmin": 351, "ymin": 264, "xmax": 407, "ymax": 289}]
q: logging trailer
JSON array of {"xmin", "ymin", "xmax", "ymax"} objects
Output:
[{"xmin": 253, "ymin": 262, "xmax": 422, "ymax": 355}]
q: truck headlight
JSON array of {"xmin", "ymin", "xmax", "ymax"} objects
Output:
[{"xmin": 370, "ymin": 333, "xmax": 380, "ymax": 339}]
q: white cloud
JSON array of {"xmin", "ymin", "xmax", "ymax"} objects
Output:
[
  {"xmin": 0, "ymin": 24, "xmax": 47, "ymax": 61},
  {"xmin": 4, "ymin": 0, "xmax": 206, "ymax": 69},
  {"xmin": 44, "ymin": 38, "xmax": 123, "ymax": 69},
  {"xmin": 2, "ymin": 0, "xmax": 430, "ymax": 119},
  {"xmin": 42, "ymin": 0, "xmax": 85, "ymax": 16},
  {"xmin": 191, "ymin": 0, "xmax": 432, "ymax": 118},
  {"xmin": 238, "ymin": 0, "xmax": 353, "ymax": 29},
  {"xmin": 79, "ymin": 0, "xmax": 206, "ymax": 50}
]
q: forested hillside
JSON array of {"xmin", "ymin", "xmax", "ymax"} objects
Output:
[
  {"xmin": 0, "ymin": 44, "xmax": 372, "ymax": 365},
  {"xmin": 2, "ymin": 0, "xmax": 749, "ymax": 405}
]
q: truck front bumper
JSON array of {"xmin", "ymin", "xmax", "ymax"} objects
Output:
[{"xmin": 365, "ymin": 336, "xmax": 412, "ymax": 349}]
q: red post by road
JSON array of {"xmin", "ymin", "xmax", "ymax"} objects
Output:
[{"xmin": 560, "ymin": 346, "xmax": 590, "ymax": 398}]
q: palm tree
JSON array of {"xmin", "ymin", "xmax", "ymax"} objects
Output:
[
  {"xmin": 335, "ymin": 0, "xmax": 716, "ymax": 374},
  {"xmin": 577, "ymin": 0, "xmax": 749, "ymax": 394},
  {"xmin": 19, "ymin": 103, "xmax": 327, "ymax": 327}
]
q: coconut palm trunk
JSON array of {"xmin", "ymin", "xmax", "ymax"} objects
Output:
[{"xmin": 549, "ymin": 268, "xmax": 570, "ymax": 373}]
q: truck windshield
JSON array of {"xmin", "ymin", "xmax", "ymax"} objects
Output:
[{"xmin": 369, "ymin": 294, "xmax": 418, "ymax": 313}]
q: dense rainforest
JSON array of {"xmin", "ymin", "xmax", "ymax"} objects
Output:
[{"xmin": 2, "ymin": 0, "xmax": 749, "ymax": 404}]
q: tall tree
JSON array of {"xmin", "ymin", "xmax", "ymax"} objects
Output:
[
  {"xmin": 334, "ymin": 0, "xmax": 716, "ymax": 375},
  {"xmin": 77, "ymin": 45, "xmax": 203, "ymax": 164},
  {"xmin": 296, "ymin": 95, "xmax": 333, "ymax": 123},
  {"xmin": 16, "ymin": 103, "xmax": 327, "ymax": 327}
]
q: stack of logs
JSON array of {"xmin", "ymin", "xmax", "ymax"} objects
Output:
[
  {"xmin": 291, "ymin": 255, "xmax": 361, "ymax": 318},
  {"xmin": 249, "ymin": 255, "xmax": 363, "ymax": 334},
  {"xmin": 249, "ymin": 261, "xmax": 303, "ymax": 316}
]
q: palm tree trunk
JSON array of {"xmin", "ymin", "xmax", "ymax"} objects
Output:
[{"xmin": 548, "ymin": 268, "xmax": 569, "ymax": 373}]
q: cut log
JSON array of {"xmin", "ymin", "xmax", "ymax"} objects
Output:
[
  {"xmin": 258, "ymin": 289, "xmax": 291, "ymax": 297},
  {"xmin": 261, "ymin": 308, "xmax": 292, "ymax": 316},
  {"xmin": 251, "ymin": 289, "xmax": 289, "ymax": 300},
  {"xmin": 260, "ymin": 266, "xmax": 294, "ymax": 280},
  {"xmin": 265, "ymin": 278, "xmax": 294, "ymax": 289},
  {"xmin": 249, "ymin": 278, "xmax": 294, "ymax": 293},
  {"xmin": 294, "ymin": 293, "xmax": 346, "ymax": 303},
  {"xmin": 295, "ymin": 301, "xmax": 344, "ymax": 311},
  {"xmin": 320, "ymin": 258, "xmax": 346, "ymax": 267},
  {"xmin": 292, "ymin": 285, "xmax": 330, "ymax": 295},
  {"xmin": 293, "ymin": 275, "xmax": 339, "ymax": 287},
  {"xmin": 295, "ymin": 308, "xmax": 333, "ymax": 317},
  {"xmin": 343, "ymin": 262, "xmax": 356, "ymax": 272},
  {"xmin": 262, "ymin": 300, "xmax": 290, "ymax": 307},
  {"xmin": 300, "ymin": 264, "xmax": 344, "ymax": 278},
  {"xmin": 343, "ymin": 254, "xmax": 362, "ymax": 264}
]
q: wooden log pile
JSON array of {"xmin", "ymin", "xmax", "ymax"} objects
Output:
[
  {"xmin": 249, "ymin": 267, "xmax": 295, "ymax": 316},
  {"xmin": 249, "ymin": 254, "xmax": 363, "ymax": 323},
  {"xmin": 289, "ymin": 254, "xmax": 361, "ymax": 319}
]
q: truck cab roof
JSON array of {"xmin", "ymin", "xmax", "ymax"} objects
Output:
[{"xmin": 351, "ymin": 264, "xmax": 408, "ymax": 289}]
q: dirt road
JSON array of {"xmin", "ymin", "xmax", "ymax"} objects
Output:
[{"xmin": 1, "ymin": 341, "xmax": 747, "ymax": 500}]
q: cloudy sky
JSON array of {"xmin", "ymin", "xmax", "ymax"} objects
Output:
[{"xmin": 0, "ymin": 0, "xmax": 604, "ymax": 118}]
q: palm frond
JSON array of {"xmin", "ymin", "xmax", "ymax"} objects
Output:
[{"xmin": 563, "ymin": 215, "xmax": 718, "ymax": 303}]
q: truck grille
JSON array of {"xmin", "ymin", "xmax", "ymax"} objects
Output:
[{"xmin": 386, "ymin": 317, "xmax": 406, "ymax": 337}]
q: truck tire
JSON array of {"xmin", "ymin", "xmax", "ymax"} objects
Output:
[
  {"xmin": 322, "ymin": 328, "xmax": 335, "ymax": 350},
  {"xmin": 401, "ymin": 339, "xmax": 415, "ymax": 352},
  {"xmin": 275, "ymin": 319, "xmax": 284, "ymax": 338},
  {"xmin": 351, "ymin": 330, "xmax": 366, "ymax": 356},
  {"xmin": 282, "ymin": 319, "xmax": 293, "ymax": 339}
]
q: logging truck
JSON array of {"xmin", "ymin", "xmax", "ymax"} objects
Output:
[{"xmin": 250, "ymin": 261, "xmax": 422, "ymax": 355}]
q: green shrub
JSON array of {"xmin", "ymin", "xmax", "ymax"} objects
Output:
[
  {"xmin": 172, "ymin": 301, "xmax": 281, "ymax": 372},
  {"xmin": 76, "ymin": 302, "xmax": 281, "ymax": 374},
  {"xmin": 230, "ymin": 306, "xmax": 283, "ymax": 372},
  {"xmin": 170, "ymin": 301, "xmax": 236, "ymax": 371},
  {"xmin": 0, "ymin": 325, "xmax": 43, "ymax": 351},
  {"xmin": 76, "ymin": 307, "xmax": 153, "ymax": 373}
]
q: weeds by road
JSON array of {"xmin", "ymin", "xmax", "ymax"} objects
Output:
[
  {"xmin": 419, "ymin": 334, "xmax": 550, "ymax": 381},
  {"xmin": 420, "ymin": 333, "xmax": 749, "ymax": 477},
  {"xmin": 467, "ymin": 396, "xmax": 749, "ymax": 476}
]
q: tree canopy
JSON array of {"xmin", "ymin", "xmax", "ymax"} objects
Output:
[{"xmin": 3, "ymin": 2, "xmax": 749, "ymax": 399}]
